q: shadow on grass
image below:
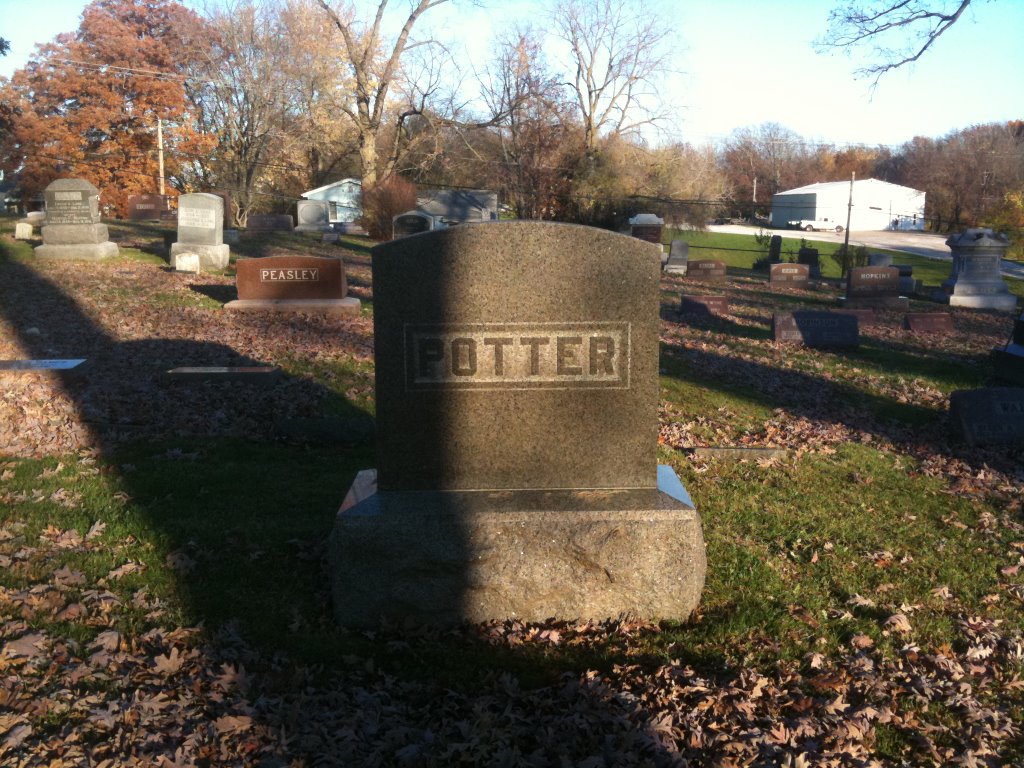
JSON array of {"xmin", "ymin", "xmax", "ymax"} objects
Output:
[{"xmin": 189, "ymin": 283, "xmax": 237, "ymax": 304}]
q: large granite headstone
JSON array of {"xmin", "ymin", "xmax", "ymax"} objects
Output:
[
  {"xmin": 35, "ymin": 179, "xmax": 119, "ymax": 260},
  {"xmin": 170, "ymin": 193, "xmax": 229, "ymax": 270},
  {"xmin": 246, "ymin": 213, "xmax": 294, "ymax": 232},
  {"xmin": 797, "ymin": 247, "xmax": 821, "ymax": 278},
  {"xmin": 768, "ymin": 235, "xmax": 782, "ymax": 263},
  {"xmin": 664, "ymin": 239, "xmax": 688, "ymax": 275},
  {"xmin": 773, "ymin": 311, "xmax": 859, "ymax": 347},
  {"xmin": 769, "ymin": 262, "xmax": 810, "ymax": 289},
  {"xmin": 329, "ymin": 221, "xmax": 706, "ymax": 627},
  {"xmin": 225, "ymin": 255, "xmax": 360, "ymax": 315},
  {"xmin": 843, "ymin": 266, "xmax": 907, "ymax": 309},
  {"xmin": 934, "ymin": 229, "xmax": 1017, "ymax": 312},
  {"xmin": 127, "ymin": 194, "xmax": 169, "ymax": 221},
  {"xmin": 295, "ymin": 200, "xmax": 331, "ymax": 232},
  {"xmin": 949, "ymin": 388, "xmax": 1024, "ymax": 446}
]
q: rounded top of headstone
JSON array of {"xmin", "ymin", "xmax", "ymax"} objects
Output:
[
  {"xmin": 44, "ymin": 178, "xmax": 99, "ymax": 196},
  {"xmin": 629, "ymin": 213, "xmax": 664, "ymax": 226},
  {"xmin": 179, "ymin": 192, "xmax": 224, "ymax": 205},
  {"xmin": 946, "ymin": 228, "xmax": 1009, "ymax": 247}
]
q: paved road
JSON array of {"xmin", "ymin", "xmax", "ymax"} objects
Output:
[{"xmin": 706, "ymin": 224, "xmax": 1024, "ymax": 280}]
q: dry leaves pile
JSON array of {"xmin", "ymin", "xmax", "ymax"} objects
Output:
[{"xmin": 0, "ymin": 255, "xmax": 373, "ymax": 457}]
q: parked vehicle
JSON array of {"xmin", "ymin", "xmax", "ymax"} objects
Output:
[{"xmin": 788, "ymin": 218, "xmax": 844, "ymax": 233}]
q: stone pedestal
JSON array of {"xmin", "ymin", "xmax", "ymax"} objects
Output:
[
  {"xmin": 170, "ymin": 242, "xmax": 230, "ymax": 270},
  {"xmin": 34, "ymin": 179, "xmax": 119, "ymax": 261},
  {"xmin": 330, "ymin": 467, "xmax": 705, "ymax": 627},
  {"xmin": 935, "ymin": 228, "xmax": 1017, "ymax": 312}
]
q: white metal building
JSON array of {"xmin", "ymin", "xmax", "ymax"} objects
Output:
[
  {"xmin": 770, "ymin": 178, "xmax": 926, "ymax": 231},
  {"xmin": 300, "ymin": 178, "xmax": 362, "ymax": 223}
]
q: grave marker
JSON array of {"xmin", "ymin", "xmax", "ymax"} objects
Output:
[
  {"xmin": 949, "ymin": 387, "xmax": 1024, "ymax": 446},
  {"xmin": 768, "ymin": 235, "xmax": 782, "ymax": 263},
  {"xmin": 773, "ymin": 311, "xmax": 859, "ymax": 347},
  {"xmin": 225, "ymin": 255, "xmax": 360, "ymax": 315},
  {"xmin": 629, "ymin": 213, "xmax": 663, "ymax": 245},
  {"xmin": 769, "ymin": 262, "xmax": 809, "ymax": 289},
  {"xmin": 126, "ymin": 194, "xmax": 169, "ymax": 221},
  {"xmin": 296, "ymin": 200, "xmax": 331, "ymax": 232},
  {"xmin": 392, "ymin": 211, "xmax": 434, "ymax": 238},
  {"xmin": 35, "ymin": 179, "xmax": 119, "ymax": 260},
  {"xmin": 664, "ymin": 239, "xmax": 688, "ymax": 275},
  {"xmin": 903, "ymin": 313, "xmax": 954, "ymax": 334},
  {"xmin": 797, "ymin": 247, "xmax": 821, "ymax": 278},
  {"xmin": 170, "ymin": 193, "xmax": 229, "ymax": 270},
  {"xmin": 687, "ymin": 259, "xmax": 727, "ymax": 281},
  {"xmin": 843, "ymin": 266, "xmax": 907, "ymax": 309},
  {"xmin": 679, "ymin": 295, "xmax": 729, "ymax": 316},
  {"xmin": 14, "ymin": 222, "xmax": 33, "ymax": 240},
  {"xmin": 246, "ymin": 213, "xmax": 294, "ymax": 232},
  {"xmin": 329, "ymin": 221, "xmax": 705, "ymax": 627},
  {"xmin": 935, "ymin": 229, "xmax": 1017, "ymax": 312}
]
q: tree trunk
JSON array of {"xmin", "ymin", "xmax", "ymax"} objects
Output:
[{"xmin": 360, "ymin": 130, "xmax": 377, "ymax": 189}]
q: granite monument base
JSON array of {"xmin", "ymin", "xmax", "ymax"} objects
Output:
[
  {"xmin": 170, "ymin": 242, "xmax": 230, "ymax": 271},
  {"xmin": 224, "ymin": 298, "xmax": 361, "ymax": 315},
  {"xmin": 34, "ymin": 242, "xmax": 119, "ymax": 260},
  {"xmin": 329, "ymin": 466, "xmax": 706, "ymax": 628}
]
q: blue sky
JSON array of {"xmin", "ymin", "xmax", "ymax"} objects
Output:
[{"xmin": 1, "ymin": 0, "xmax": 1020, "ymax": 148}]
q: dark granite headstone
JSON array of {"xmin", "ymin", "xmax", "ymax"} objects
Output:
[
  {"xmin": 329, "ymin": 222, "xmax": 705, "ymax": 627},
  {"xmin": 768, "ymin": 235, "xmax": 782, "ymax": 262},
  {"xmin": 629, "ymin": 213, "xmax": 663, "ymax": 245},
  {"xmin": 127, "ymin": 194, "xmax": 169, "ymax": 221},
  {"xmin": 773, "ymin": 311, "xmax": 859, "ymax": 347},
  {"xmin": 769, "ymin": 263, "xmax": 810, "ymax": 289},
  {"xmin": 246, "ymin": 214, "xmax": 294, "ymax": 232},
  {"xmin": 36, "ymin": 179, "xmax": 118, "ymax": 260},
  {"xmin": 797, "ymin": 247, "xmax": 821, "ymax": 278},
  {"xmin": 679, "ymin": 295, "xmax": 729, "ymax": 316},
  {"xmin": 225, "ymin": 256, "xmax": 360, "ymax": 315},
  {"xmin": 664, "ymin": 239, "xmax": 688, "ymax": 275},
  {"xmin": 687, "ymin": 259, "xmax": 727, "ymax": 281},
  {"xmin": 949, "ymin": 388, "xmax": 1024, "ymax": 446},
  {"xmin": 903, "ymin": 313, "xmax": 954, "ymax": 334}
]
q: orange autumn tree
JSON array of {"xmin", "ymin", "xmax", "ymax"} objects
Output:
[{"xmin": 0, "ymin": 0, "xmax": 214, "ymax": 215}]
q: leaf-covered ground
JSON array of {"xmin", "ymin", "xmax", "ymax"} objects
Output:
[{"xmin": 1, "ymin": 229, "xmax": 1023, "ymax": 766}]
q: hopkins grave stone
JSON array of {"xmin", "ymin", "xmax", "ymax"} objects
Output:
[
  {"xmin": 170, "ymin": 193, "xmax": 229, "ymax": 270},
  {"xmin": 329, "ymin": 222, "xmax": 706, "ymax": 627},
  {"xmin": 843, "ymin": 266, "xmax": 907, "ymax": 309},
  {"xmin": 35, "ymin": 179, "xmax": 119, "ymax": 260}
]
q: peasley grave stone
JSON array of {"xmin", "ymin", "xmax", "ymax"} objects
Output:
[
  {"xmin": 35, "ymin": 179, "xmax": 119, "ymax": 260},
  {"xmin": 170, "ymin": 193, "xmax": 229, "ymax": 270},
  {"xmin": 225, "ymin": 255, "xmax": 360, "ymax": 315},
  {"xmin": 329, "ymin": 221, "xmax": 706, "ymax": 627}
]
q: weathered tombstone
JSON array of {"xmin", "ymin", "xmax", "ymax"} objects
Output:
[
  {"xmin": 949, "ymin": 388, "xmax": 1024, "ymax": 446},
  {"xmin": 768, "ymin": 235, "xmax": 782, "ymax": 263},
  {"xmin": 126, "ymin": 194, "xmax": 169, "ymax": 221},
  {"xmin": 903, "ymin": 312, "xmax": 954, "ymax": 334},
  {"xmin": 843, "ymin": 266, "xmax": 907, "ymax": 309},
  {"xmin": 170, "ymin": 193, "xmax": 229, "ymax": 270},
  {"xmin": 246, "ymin": 213, "xmax": 294, "ymax": 232},
  {"xmin": 225, "ymin": 255, "xmax": 360, "ymax": 315},
  {"xmin": 14, "ymin": 222, "xmax": 33, "ymax": 240},
  {"xmin": 797, "ymin": 247, "xmax": 821, "ymax": 278},
  {"xmin": 392, "ymin": 211, "xmax": 433, "ymax": 238},
  {"xmin": 329, "ymin": 221, "xmax": 706, "ymax": 627},
  {"xmin": 174, "ymin": 252, "xmax": 201, "ymax": 274},
  {"xmin": 769, "ymin": 262, "xmax": 810, "ymax": 289},
  {"xmin": 295, "ymin": 200, "xmax": 331, "ymax": 232},
  {"xmin": 629, "ymin": 213, "xmax": 664, "ymax": 245},
  {"xmin": 834, "ymin": 308, "xmax": 878, "ymax": 327},
  {"xmin": 687, "ymin": 259, "xmax": 727, "ymax": 282},
  {"xmin": 35, "ymin": 179, "xmax": 119, "ymax": 260},
  {"xmin": 679, "ymin": 295, "xmax": 729, "ymax": 316},
  {"xmin": 25, "ymin": 211, "xmax": 45, "ymax": 226},
  {"xmin": 664, "ymin": 239, "xmax": 688, "ymax": 275},
  {"xmin": 934, "ymin": 229, "xmax": 1017, "ymax": 312},
  {"xmin": 772, "ymin": 311, "xmax": 859, "ymax": 347}
]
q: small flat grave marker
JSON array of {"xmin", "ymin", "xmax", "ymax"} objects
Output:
[
  {"xmin": 0, "ymin": 359, "xmax": 86, "ymax": 371},
  {"xmin": 14, "ymin": 222, "xmax": 33, "ymax": 240},
  {"xmin": 834, "ymin": 308, "xmax": 878, "ymax": 327},
  {"xmin": 226, "ymin": 255, "xmax": 360, "ymax": 315},
  {"xmin": 773, "ymin": 311, "xmax": 858, "ymax": 347},
  {"xmin": 904, "ymin": 313, "xmax": 954, "ymax": 334},
  {"xmin": 164, "ymin": 366, "xmax": 282, "ymax": 384},
  {"xmin": 949, "ymin": 387, "xmax": 1024, "ymax": 446},
  {"xmin": 687, "ymin": 259, "xmax": 726, "ymax": 281},
  {"xmin": 679, "ymin": 295, "xmax": 729, "ymax": 316}
]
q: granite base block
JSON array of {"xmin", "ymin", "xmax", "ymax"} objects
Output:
[
  {"xmin": 170, "ymin": 242, "xmax": 230, "ymax": 270},
  {"xmin": 34, "ymin": 242, "xmax": 119, "ymax": 260},
  {"xmin": 223, "ymin": 298, "xmax": 361, "ymax": 315},
  {"xmin": 329, "ymin": 467, "xmax": 706, "ymax": 628},
  {"xmin": 949, "ymin": 294, "xmax": 1018, "ymax": 312},
  {"xmin": 41, "ymin": 223, "xmax": 109, "ymax": 245}
]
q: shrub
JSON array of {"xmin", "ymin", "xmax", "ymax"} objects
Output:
[
  {"xmin": 360, "ymin": 176, "xmax": 418, "ymax": 240},
  {"xmin": 830, "ymin": 244, "xmax": 871, "ymax": 277}
]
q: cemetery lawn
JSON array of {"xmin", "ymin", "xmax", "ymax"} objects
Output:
[{"xmin": 1, "ymin": 217, "xmax": 1023, "ymax": 766}]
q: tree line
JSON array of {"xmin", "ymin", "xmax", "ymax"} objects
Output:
[{"xmin": 1, "ymin": 0, "xmax": 1021, "ymax": 241}]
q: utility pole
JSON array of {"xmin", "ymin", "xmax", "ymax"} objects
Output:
[
  {"xmin": 752, "ymin": 176, "xmax": 757, "ymax": 203},
  {"xmin": 843, "ymin": 171, "xmax": 854, "ymax": 250},
  {"xmin": 157, "ymin": 117, "xmax": 165, "ymax": 196}
]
